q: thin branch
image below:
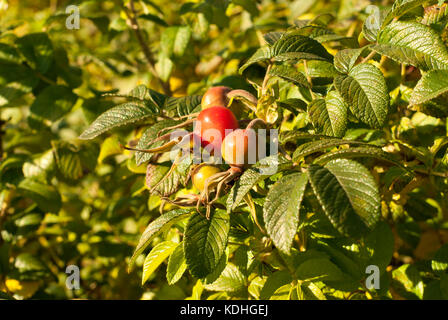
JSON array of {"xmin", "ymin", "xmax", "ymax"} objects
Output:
[
  {"xmin": 124, "ymin": 0, "xmax": 171, "ymax": 95},
  {"xmin": 361, "ymin": 50, "xmax": 376, "ymax": 64}
]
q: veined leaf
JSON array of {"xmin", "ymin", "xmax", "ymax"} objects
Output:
[
  {"xmin": 240, "ymin": 32, "xmax": 333, "ymax": 72},
  {"xmin": 409, "ymin": 69, "xmax": 448, "ymax": 106},
  {"xmin": 142, "ymin": 241, "xmax": 177, "ymax": 285},
  {"xmin": 383, "ymin": 0, "xmax": 432, "ymax": 27},
  {"xmin": 263, "ymin": 172, "xmax": 308, "ymax": 254},
  {"xmin": 128, "ymin": 209, "xmax": 192, "ymax": 271},
  {"xmin": 334, "ymin": 63, "xmax": 389, "ymax": 128},
  {"xmin": 79, "ymin": 102, "xmax": 157, "ymax": 140},
  {"xmin": 307, "ymin": 159, "xmax": 381, "ymax": 238},
  {"xmin": 239, "ymin": 46, "xmax": 272, "ymax": 72},
  {"xmin": 135, "ymin": 119, "xmax": 181, "ymax": 165},
  {"xmin": 391, "ymin": 264, "xmax": 424, "ymax": 299},
  {"xmin": 296, "ymin": 258, "xmax": 346, "ymax": 282},
  {"xmin": 226, "ymin": 155, "xmax": 293, "ymax": 212},
  {"xmin": 272, "ymin": 33, "xmax": 333, "ymax": 62},
  {"xmin": 373, "ymin": 20, "xmax": 448, "ymax": 71},
  {"xmin": 307, "ymin": 90, "xmax": 348, "ymax": 138},
  {"xmin": 203, "ymin": 263, "xmax": 246, "ymax": 292},
  {"xmin": 292, "ymin": 138, "xmax": 368, "ymax": 162},
  {"xmin": 163, "ymin": 95, "xmax": 202, "ymax": 116},
  {"xmin": 269, "ymin": 65, "xmax": 310, "ymax": 88},
  {"xmin": 313, "ymin": 145, "xmax": 404, "ymax": 168},
  {"xmin": 184, "ymin": 209, "xmax": 230, "ymax": 278},
  {"xmin": 166, "ymin": 243, "xmax": 188, "ymax": 285},
  {"xmin": 334, "ymin": 48, "xmax": 366, "ymax": 73}
]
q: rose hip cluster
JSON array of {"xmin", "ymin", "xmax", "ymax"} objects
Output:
[{"xmin": 128, "ymin": 86, "xmax": 265, "ymax": 218}]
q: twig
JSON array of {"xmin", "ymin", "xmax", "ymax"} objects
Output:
[
  {"xmin": 124, "ymin": 0, "xmax": 171, "ymax": 95},
  {"xmin": 361, "ymin": 50, "xmax": 376, "ymax": 64}
]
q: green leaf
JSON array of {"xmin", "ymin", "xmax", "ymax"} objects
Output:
[
  {"xmin": 292, "ymin": 138, "xmax": 369, "ymax": 162},
  {"xmin": 128, "ymin": 209, "xmax": 191, "ymax": 270},
  {"xmin": 334, "ymin": 48, "xmax": 365, "ymax": 73},
  {"xmin": 264, "ymin": 172, "xmax": 308, "ymax": 254},
  {"xmin": 163, "ymin": 95, "xmax": 202, "ymax": 117},
  {"xmin": 334, "ymin": 63, "xmax": 389, "ymax": 128},
  {"xmin": 79, "ymin": 102, "xmax": 157, "ymax": 140},
  {"xmin": 362, "ymin": 7, "xmax": 388, "ymax": 42},
  {"xmin": 203, "ymin": 263, "xmax": 246, "ymax": 292},
  {"xmin": 259, "ymin": 270, "xmax": 292, "ymax": 300},
  {"xmin": 22, "ymin": 150, "xmax": 55, "ymax": 181},
  {"xmin": 364, "ymin": 221, "xmax": 394, "ymax": 273},
  {"xmin": 272, "ymin": 33, "xmax": 334, "ymax": 62},
  {"xmin": 432, "ymin": 243, "xmax": 448, "ymax": 274},
  {"xmin": 30, "ymin": 85, "xmax": 77, "ymax": 122},
  {"xmin": 391, "ymin": 264, "xmax": 424, "ymax": 299},
  {"xmin": 142, "ymin": 241, "xmax": 177, "ymax": 285},
  {"xmin": 307, "ymin": 90, "xmax": 348, "ymax": 138},
  {"xmin": 166, "ymin": 243, "xmax": 188, "ymax": 285},
  {"xmin": 307, "ymin": 159, "xmax": 381, "ymax": 238},
  {"xmin": 373, "ymin": 21, "xmax": 448, "ymax": 71},
  {"xmin": 138, "ymin": 13, "xmax": 168, "ymax": 26},
  {"xmin": 160, "ymin": 26, "xmax": 192, "ymax": 58},
  {"xmin": 239, "ymin": 46, "xmax": 272, "ymax": 72},
  {"xmin": 150, "ymin": 156, "xmax": 192, "ymax": 197},
  {"xmin": 135, "ymin": 119, "xmax": 181, "ymax": 165},
  {"xmin": 296, "ymin": 258, "xmax": 345, "ymax": 282},
  {"xmin": 269, "ymin": 65, "xmax": 310, "ymax": 88},
  {"xmin": 16, "ymin": 32, "xmax": 53, "ymax": 73},
  {"xmin": 226, "ymin": 155, "xmax": 293, "ymax": 212},
  {"xmin": 17, "ymin": 179, "xmax": 61, "ymax": 213},
  {"xmin": 383, "ymin": 0, "xmax": 431, "ymax": 27},
  {"xmin": 409, "ymin": 69, "xmax": 448, "ymax": 106},
  {"xmin": 184, "ymin": 209, "xmax": 230, "ymax": 278},
  {"xmin": 233, "ymin": 0, "xmax": 259, "ymax": 16},
  {"xmin": 313, "ymin": 145, "xmax": 404, "ymax": 168},
  {"xmin": 13, "ymin": 253, "xmax": 53, "ymax": 281}
]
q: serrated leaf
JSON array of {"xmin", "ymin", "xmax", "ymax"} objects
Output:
[
  {"xmin": 79, "ymin": 102, "xmax": 157, "ymax": 140},
  {"xmin": 30, "ymin": 85, "xmax": 77, "ymax": 122},
  {"xmin": 164, "ymin": 95, "xmax": 202, "ymax": 117},
  {"xmin": 272, "ymin": 33, "xmax": 333, "ymax": 62},
  {"xmin": 334, "ymin": 48, "xmax": 365, "ymax": 73},
  {"xmin": 292, "ymin": 138, "xmax": 368, "ymax": 162},
  {"xmin": 166, "ymin": 243, "xmax": 188, "ymax": 285},
  {"xmin": 307, "ymin": 90, "xmax": 348, "ymax": 138},
  {"xmin": 135, "ymin": 119, "xmax": 181, "ymax": 165},
  {"xmin": 373, "ymin": 20, "xmax": 448, "ymax": 71},
  {"xmin": 17, "ymin": 179, "xmax": 61, "ymax": 213},
  {"xmin": 269, "ymin": 65, "xmax": 310, "ymax": 88},
  {"xmin": 409, "ymin": 69, "xmax": 448, "ymax": 106},
  {"xmin": 263, "ymin": 32, "xmax": 284, "ymax": 45},
  {"xmin": 313, "ymin": 145, "xmax": 404, "ymax": 168},
  {"xmin": 128, "ymin": 209, "xmax": 191, "ymax": 270},
  {"xmin": 142, "ymin": 241, "xmax": 177, "ymax": 285},
  {"xmin": 239, "ymin": 46, "xmax": 272, "ymax": 73},
  {"xmin": 203, "ymin": 263, "xmax": 246, "ymax": 292},
  {"xmin": 150, "ymin": 156, "xmax": 192, "ymax": 197},
  {"xmin": 334, "ymin": 63, "xmax": 389, "ymax": 128},
  {"xmin": 362, "ymin": 7, "xmax": 388, "ymax": 42},
  {"xmin": 264, "ymin": 172, "xmax": 308, "ymax": 254},
  {"xmin": 383, "ymin": 0, "xmax": 431, "ymax": 27},
  {"xmin": 226, "ymin": 155, "xmax": 293, "ymax": 212},
  {"xmin": 307, "ymin": 159, "xmax": 381, "ymax": 238},
  {"xmin": 184, "ymin": 209, "xmax": 230, "ymax": 278}
]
